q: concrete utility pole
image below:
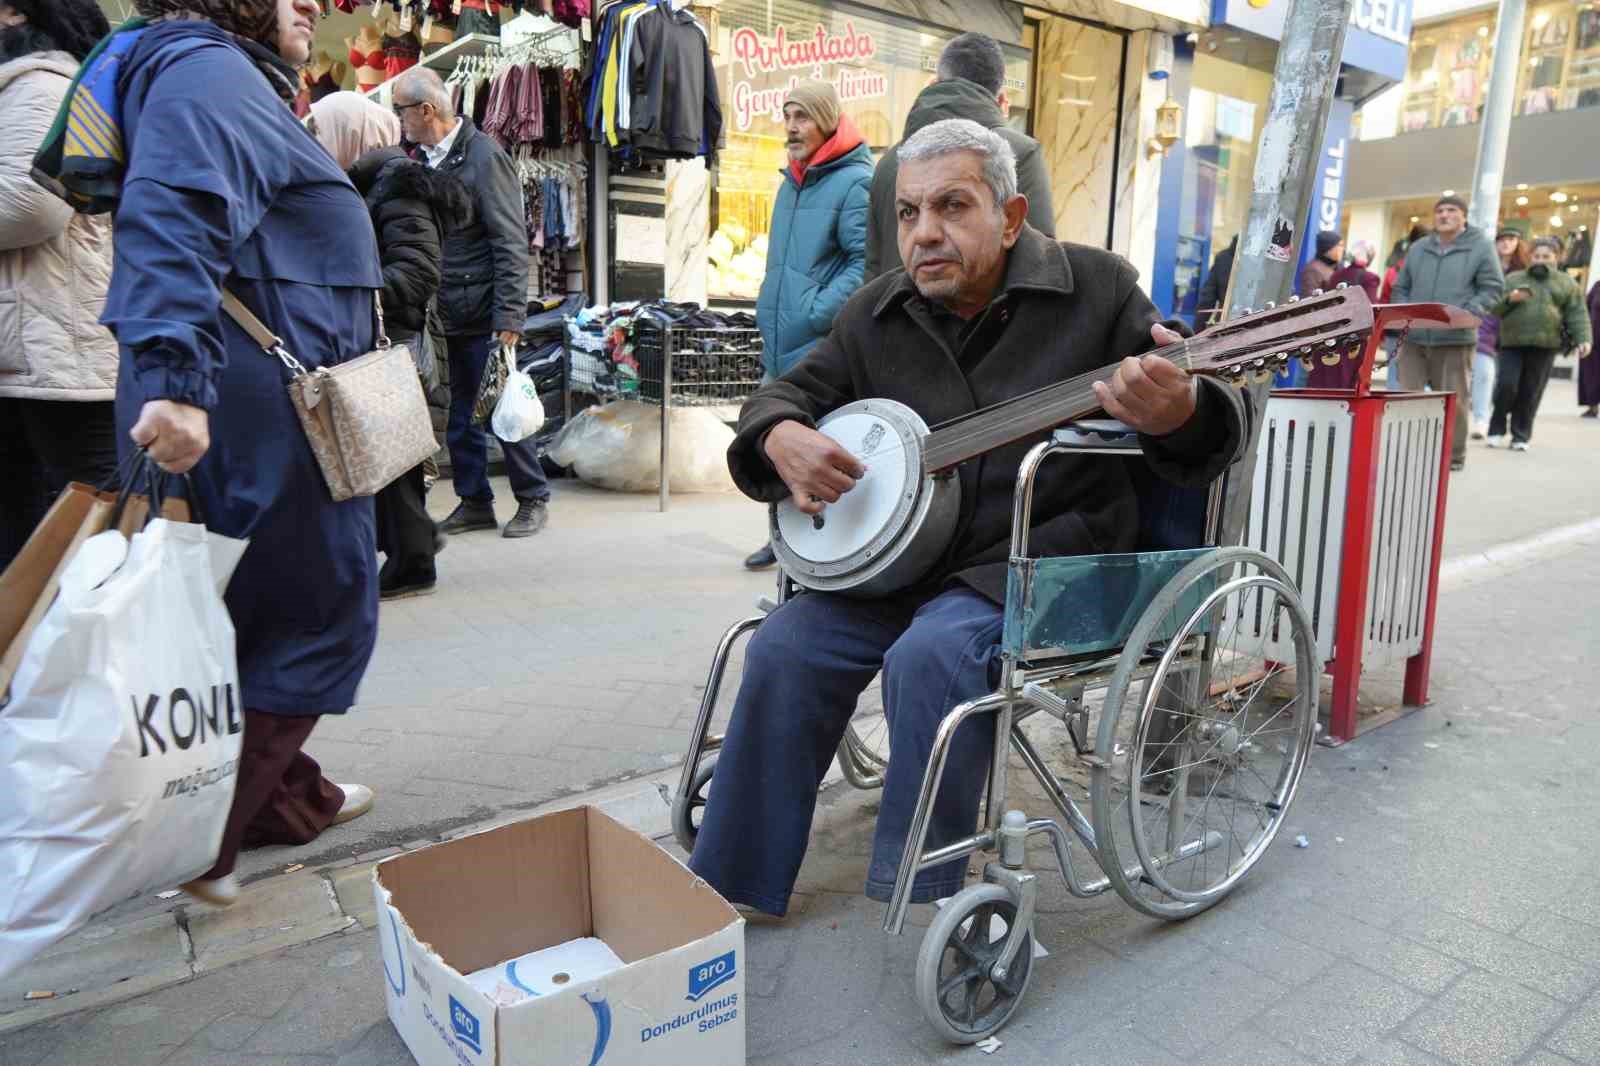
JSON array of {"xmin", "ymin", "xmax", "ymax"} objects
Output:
[
  {"xmin": 1218, "ymin": 0, "xmax": 1354, "ymax": 546},
  {"xmin": 1467, "ymin": 0, "xmax": 1528, "ymax": 235}
]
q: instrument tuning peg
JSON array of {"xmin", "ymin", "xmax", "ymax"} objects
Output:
[
  {"xmin": 1312, "ymin": 288, "xmax": 1325, "ymax": 297},
  {"xmin": 1265, "ymin": 301, "xmax": 1277, "ymax": 310},
  {"xmin": 1237, "ymin": 307, "xmax": 1253, "ymax": 318},
  {"xmin": 1299, "ymin": 344, "xmax": 1313, "ymax": 354},
  {"xmin": 1336, "ymin": 282, "xmax": 1349, "ymax": 290},
  {"xmin": 1299, "ymin": 355, "xmax": 1316, "ymax": 371},
  {"xmin": 1288, "ymin": 294, "xmax": 1301, "ymax": 303},
  {"xmin": 1324, "ymin": 338, "xmax": 1337, "ymax": 347},
  {"xmin": 1320, "ymin": 350, "xmax": 1342, "ymax": 367}
]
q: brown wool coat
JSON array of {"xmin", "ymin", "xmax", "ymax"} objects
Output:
[{"xmin": 729, "ymin": 225, "xmax": 1252, "ymax": 604}]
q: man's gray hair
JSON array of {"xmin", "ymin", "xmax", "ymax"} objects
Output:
[
  {"xmin": 392, "ymin": 66, "xmax": 455, "ymax": 120},
  {"xmin": 898, "ymin": 118, "xmax": 1017, "ymax": 208}
]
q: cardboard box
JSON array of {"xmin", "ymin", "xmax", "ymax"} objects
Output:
[{"xmin": 373, "ymin": 807, "xmax": 744, "ymax": 1066}]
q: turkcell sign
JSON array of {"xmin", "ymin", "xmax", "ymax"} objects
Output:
[
  {"xmin": 1213, "ymin": 0, "xmax": 1412, "ymax": 81},
  {"xmin": 1300, "ymin": 99, "xmax": 1356, "ymax": 275}
]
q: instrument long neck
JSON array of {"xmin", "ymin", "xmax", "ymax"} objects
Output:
[{"xmin": 921, "ymin": 340, "xmax": 1195, "ymax": 472}]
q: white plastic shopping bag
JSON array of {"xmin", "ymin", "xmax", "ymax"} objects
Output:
[
  {"xmin": 491, "ymin": 346, "xmax": 545, "ymax": 443},
  {"xmin": 0, "ymin": 516, "xmax": 247, "ymax": 980}
]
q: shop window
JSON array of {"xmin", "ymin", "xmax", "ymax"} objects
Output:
[{"xmin": 705, "ymin": 0, "xmax": 1032, "ymax": 301}]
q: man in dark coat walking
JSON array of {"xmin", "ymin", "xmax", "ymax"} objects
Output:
[
  {"xmin": 864, "ymin": 32, "xmax": 1055, "ymax": 282},
  {"xmin": 392, "ymin": 67, "xmax": 550, "ymax": 539},
  {"xmin": 689, "ymin": 118, "xmax": 1250, "ymax": 919}
]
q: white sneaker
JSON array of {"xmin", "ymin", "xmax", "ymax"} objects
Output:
[
  {"xmin": 1485, "ymin": 435, "xmax": 1506, "ymax": 448},
  {"xmin": 1510, "ymin": 440, "xmax": 1529, "ymax": 452},
  {"xmin": 1470, "ymin": 420, "xmax": 1487, "ymax": 440},
  {"xmin": 332, "ymin": 783, "xmax": 375, "ymax": 825},
  {"xmin": 180, "ymin": 872, "xmax": 239, "ymax": 907}
]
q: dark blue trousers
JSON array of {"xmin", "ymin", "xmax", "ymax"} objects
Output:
[
  {"xmin": 446, "ymin": 333, "xmax": 550, "ymax": 505},
  {"xmin": 688, "ymin": 587, "xmax": 1004, "ymax": 916}
]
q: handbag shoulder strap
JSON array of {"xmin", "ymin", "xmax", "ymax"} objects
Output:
[{"xmin": 219, "ymin": 290, "xmax": 281, "ymax": 352}]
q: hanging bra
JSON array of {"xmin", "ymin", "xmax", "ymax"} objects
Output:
[{"xmin": 349, "ymin": 46, "xmax": 384, "ymax": 69}]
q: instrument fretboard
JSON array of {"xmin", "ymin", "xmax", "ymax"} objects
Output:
[{"xmin": 920, "ymin": 341, "xmax": 1197, "ymax": 472}]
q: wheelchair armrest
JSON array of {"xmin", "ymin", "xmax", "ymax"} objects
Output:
[{"xmin": 1052, "ymin": 419, "xmax": 1143, "ymax": 452}]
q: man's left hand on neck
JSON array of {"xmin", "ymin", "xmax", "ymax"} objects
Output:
[{"xmin": 1091, "ymin": 324, "xmax": 1199, "ymax": 436}]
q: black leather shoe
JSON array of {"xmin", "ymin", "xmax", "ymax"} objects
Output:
[
  {"xmin": 380, "ymin": 576, "xmax": 437, "ymax": 600},
  {"xmin": 503, "ymin": 500, "xmax": 549, "ymax": 538},
  {"xmin": 744, "ymin": 543, "xmax": 776, "ymax": 570},
  {"xmin": 439, "ymin": 502, "xmax": 497, "ymax": 535}
]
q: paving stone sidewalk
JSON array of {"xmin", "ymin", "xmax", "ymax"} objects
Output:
[{"xmin": 3, "ymin": 523, "xmax": 1598, "ymax": 1066}]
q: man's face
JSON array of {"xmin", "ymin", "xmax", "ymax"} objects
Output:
[
  {"xmin": 895, "ymin": 150, "xmax": 1026, "ymax": 310},
  {"xmin": 393, "ymin": 95, "xmax": 432, "ymax": 145},
  {"xmin": 1434, "ymin": 203, "xmax": 1465, "ymax": 237},
  {"xmin": 1530, "ymin": 244, "xmax": 1559, "ymax": 268},
  {"xmin": 1328, "ymin": 240, "xmax": 1345, "ymax": 262},
  {"xmin": 274, "ymin": 0, "xmax": 318, "ymax": 65},
  {"xmin": 783, "ymin": 104, "xmax": 826, "ymax": 164}
]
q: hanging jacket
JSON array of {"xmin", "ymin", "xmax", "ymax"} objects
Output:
[
  {"xmin": 347, "ymin": 147, "xmax": 472, "ymax": 338},
  {"xmin": 1490, "ymin": 266, "xmax": 1592, "ymax": 351},
  {"xmin": 755, "ymin": 117, "xmax": 872, "ymax": 378},
  {"xmin": 624, "ymin": 4, "xmax": 722, "ymax": 159},
  {"xmin": 865, "ymin": 78, "xmax": 1055, "ymax": 282},
  {"xmin": 0, "ymin": 52, "xmax": 118, "ymax": 401},
  {"xmin": 1391, "ymin": 224, "xmax": 1504, "ymax": 347}
]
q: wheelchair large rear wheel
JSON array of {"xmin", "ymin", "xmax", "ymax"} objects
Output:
[{"xmin": 1090, "ymin": 548, "xmax": 1317, "ymax": 921}]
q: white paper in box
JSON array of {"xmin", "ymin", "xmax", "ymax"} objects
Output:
[{"xmin": 373, "ymin": 806, "xmax": 744, "ymax": 1066}]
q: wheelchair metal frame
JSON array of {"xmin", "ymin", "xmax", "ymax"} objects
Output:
[{"xmin": 672, "ymin": 415, "xmax": 1320, "ymax": 1041}]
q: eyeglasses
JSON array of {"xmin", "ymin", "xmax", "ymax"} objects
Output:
[{"xmin": 393, "ymin": 100, "xmax": 426, "ymax": 117}]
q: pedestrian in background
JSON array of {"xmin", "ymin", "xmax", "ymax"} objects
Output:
[
  {"xmin": 1584, "ymin": 279, "xmax": 1600, "ymax": 418},
  {"xmin": 744, "ymin": 78, "xmax": 871, "ymax": 571},
  {"xmin": 864, "ymin": 32, "xmax": 1054, "ymax": 283},
  {"xmin": 0, "ymin": 0, "xmax": 116, "ymax": 571},
  {"xmin": 1470, "ymin": 229, "xmax": 1529, "ymax": 438},
  {"xmin": 392, "ymin": 66, "xmax": 551, "ymax": 541},
  {"xmin": 1299, "ymin": 230, "xmax": 1343, "ymax": 297},
  {"xmin": 1485, "ymin": 237, "xmax": 1592, "ymax": 450},
  {"xmin": 1309, "ymin": 241, "xmax": 1380, "ymax": 390},
  {"xmin": 1196, "ymin": 234, "xmax": 1237, "ymax": 327},
  {"xmin": 96, "ymin": 0, "xmax": 382, "ymax": 906},
  {"xmin": 310, "ymin": 91, "xmax": 471, "ymax": 599},
  {"xmin": 1391, "ymin": 195, "xmax": 1504, "ymax": 470}
]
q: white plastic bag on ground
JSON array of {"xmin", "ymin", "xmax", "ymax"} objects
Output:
[
  {"xmin": 548, "ymin": 400, "xmax": 736, "ymax": 493},
  {"xmin": 491, "ymin": 347, "xmax": 545, "ymax": 443},
  {"xmin": 0, "ymin": 518, "xmax": 247, "ymax": 980}
]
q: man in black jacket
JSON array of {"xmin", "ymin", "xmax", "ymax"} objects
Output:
[
  {"xmin": 864, "ymin": 32, "xmax": 1055, "ymax": 282},
  {"xmin": 393, "ymin": 67, "xmax": 550, "ymax": 539},
  {"xmin": 688, "ymin": 118, "xmax": 1249, "ymax": 919}
]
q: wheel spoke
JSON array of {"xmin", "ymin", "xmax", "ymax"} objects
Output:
[
  {"xmin": 939, "ymin": 963, "xmax": 985, "ymax": 1002},
  {"xmin": 961, "ymin": 972, "xmax": 983, "ymax": 1024}
]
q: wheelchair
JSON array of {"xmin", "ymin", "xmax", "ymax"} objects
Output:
[{"xmin": 672, "ymin": 419, "xmax": 1319, "ymax": 1044}]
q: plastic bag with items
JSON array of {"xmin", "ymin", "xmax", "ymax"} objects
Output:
[{"xmin": 547, "ymin": 400, "xmax": 737, "ymax": 493}]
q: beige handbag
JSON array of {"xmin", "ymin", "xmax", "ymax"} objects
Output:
[{"xmin": 221, "ymin": 291, "xmax": 437, "ymax": 502}]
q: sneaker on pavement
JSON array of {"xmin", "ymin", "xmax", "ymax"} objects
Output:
[
  {"xmin": 439, "ymin": 502, "xmax": 497, "ymax": 535},
  {"xmin": 1470, "ymin": 421, "xmax": 1487, "ymax": 440},
  {"xmin": 1450, "ymin": 459, "xmax": 1465, "ymax": 472},
  {"xmin": 380, "ymin": 575, "xmax": 437, "ymax": 600},
  {"xmin": 1510, "ymin": 440, "xmax": 1529, "ymax": 452},
  {"xmin": 333, "ymin": 783, "xmax": 375, "ymax": 825},
  {"xmin": 1485, "ymin": 435, "xmax": 1506, "ymax": 448},
  {"xmin": 180, "ymin": 872, "xmax": 239, "ymax": 908},
  {"xmin": 744, "ymin": 543, "xmax": 777, "ymax": 570},
  {"xmin": 503, "ymin": 500, "xmax": 549, "ymax": 538}
]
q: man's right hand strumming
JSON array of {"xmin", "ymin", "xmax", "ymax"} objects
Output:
[{"xmin": 763, "ymin": 420, "xmax": 866, "ymax": 515}]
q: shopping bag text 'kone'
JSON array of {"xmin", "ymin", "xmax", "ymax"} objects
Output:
[{"xmin": 130, "ymin": 683, "xmax": 241, "ymax": 757}]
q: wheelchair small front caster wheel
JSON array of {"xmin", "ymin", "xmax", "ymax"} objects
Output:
[
  {"xmin": 671, "ymin": 756, "xmax": 717, "ymax": 852},
  {"xmin": 914, "ymin": 883, "xmax": 1034, "ymax": 1044}
]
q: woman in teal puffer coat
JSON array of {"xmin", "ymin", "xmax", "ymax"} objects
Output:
[
  {"xmin": 1486, "ymin": 237, "xmax": 1593, "ymax": 450},
  {"xmin": 754, "ymin": 81, "xmax": 873, "ymax": 380}
]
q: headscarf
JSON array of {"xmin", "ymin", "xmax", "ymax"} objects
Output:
[
  {"xmin": 131, "ymin": 0, "xmax": 298, "ymax": 101},
  {"xmin": 1348, "ymin": 240, "xmax": 1375, "ymax": 268},
  {"xmin": 1, "ymin": 0, "xmax": 111, "ymax": 63},
  {"xmin": 308, "ymin": 91, "xmax": 400, "ymax": 169},
  {"xmin": 784, "ymin": 79, "xmax": 841, "ymax": 136},
  {"xmin": 132, "ymin": 0, "xmax": 277, "ymax": 45}
]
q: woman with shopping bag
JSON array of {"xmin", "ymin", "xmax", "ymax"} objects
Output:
[{"xmin": 47, "ymin": 0, "xmax": 381, "ymax": 907}]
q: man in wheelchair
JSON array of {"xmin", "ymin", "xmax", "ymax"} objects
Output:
[{"xmin": 689, "ymin": 118, "xmax": 1251, "ymax": 918}]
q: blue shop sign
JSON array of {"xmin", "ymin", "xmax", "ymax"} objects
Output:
[{"xmin": 1212, "ymin": 0, "xmax": 1412, "ymax": 82}]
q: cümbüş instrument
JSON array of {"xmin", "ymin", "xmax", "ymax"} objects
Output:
[{"xmin": 771, "ymin": 287, "xmax": 1377, "ymax": 596}]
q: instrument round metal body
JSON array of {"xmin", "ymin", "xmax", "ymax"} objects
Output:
[{"xmin": 770, "ymin": 399, "xmax": 960, "ymax": 597}]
